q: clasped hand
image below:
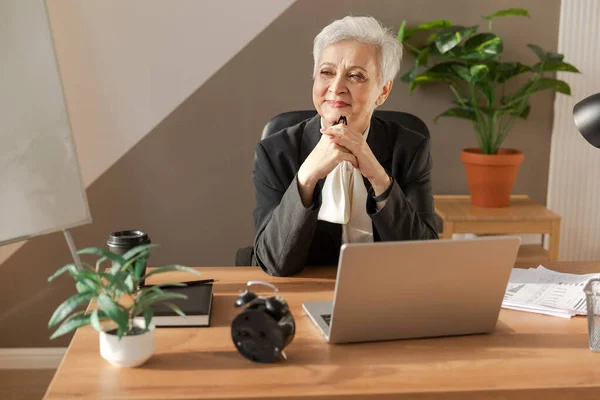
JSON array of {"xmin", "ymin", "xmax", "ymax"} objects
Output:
[{"xmin": 297, "ymin": 124, "xmax": 390, "ymax": 195}]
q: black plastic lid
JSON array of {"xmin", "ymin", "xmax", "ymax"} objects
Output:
[{"xmin": 107, "ymin": 230, "xmax": 151, "ymax": 247}]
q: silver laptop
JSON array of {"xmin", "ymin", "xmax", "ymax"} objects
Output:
[{"xmin": 302, "ymin": 236, "xmax": 521, "ymax": 344}]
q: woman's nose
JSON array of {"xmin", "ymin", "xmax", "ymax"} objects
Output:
[{"xmin": 329, "ymin": 74, "xmax": 347, "ymax": 94}]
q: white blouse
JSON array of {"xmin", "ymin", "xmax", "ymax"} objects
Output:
[{"xmin": 317, "ymin": 119, "xmax": 374, "ymax": 244}]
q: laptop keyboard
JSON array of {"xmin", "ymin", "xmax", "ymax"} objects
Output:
[{"xmin": 321, "ymin": 314, "xmax": 332, "ymax": 326}]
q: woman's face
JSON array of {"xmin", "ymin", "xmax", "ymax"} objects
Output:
[{"xmin": 313, "ymin": 40, "xmax": 392, "ymax": 132}]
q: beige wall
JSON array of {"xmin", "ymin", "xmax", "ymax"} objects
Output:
[
  {"xmin": 0, "ymin": 0, "xmax": 560, "ymax": 348},
  {"xmin": 0, "ymin": 0, "xmax": 294, "ymax": 267},
  {"xmin": 47, "ymin": 0, "xmax": 295, "ymax": 186}
]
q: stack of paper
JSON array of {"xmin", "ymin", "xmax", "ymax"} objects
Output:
[{"xmin": 502, "ymin": 265, "xmax": 600, "ymax": 318}]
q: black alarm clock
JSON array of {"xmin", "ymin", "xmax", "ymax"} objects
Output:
[{"xmin": 231, "ymin": 280, "xmax": 295, "ymax": 363}]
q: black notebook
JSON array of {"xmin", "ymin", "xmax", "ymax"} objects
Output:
[{"xmin": 145, "ymin": 282, "xmax": 213, "ymax": 327}]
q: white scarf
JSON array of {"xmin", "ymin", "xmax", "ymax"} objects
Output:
[{"xmin": 317, "ymin": 119, "xmax": 374, "ymax": 244}]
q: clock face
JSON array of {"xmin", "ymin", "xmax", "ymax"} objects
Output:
[{"xmin": 231, "ymin": 308, "xmax": 286, "ymax": 363}]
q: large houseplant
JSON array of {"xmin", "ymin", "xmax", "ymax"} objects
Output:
[
  {"xmin": 48, "ymin": 244, "xmax": 200, "ymax": 367},
  {"xmin": 397, "ymin": 8, "xmax": 580, "ymax": 206}
]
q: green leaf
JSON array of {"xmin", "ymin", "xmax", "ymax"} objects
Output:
[
  {"xmin": 133, "ymin": 292, "xmax": 189, "ymax": 316},
  {"xmin": 143, "ymin": 309, "xmax": 153, "ymax": 330},
  {"xmin": 48, "ymin": 292, "xmax": 95, "ymax": 328},
  {"xmin": 434, "ymin": 107, "xmax": 477, "ymax": 123},
  {"xmin": 121, "ymin": 244, "xmax": 157, "ymax": 261},
  {"xmin": 449, "ymin": 63, "xmax": 472, "ymax": 83},
  {"xmin": 140, "ymin": 265, "xmax": 201, "ymax": 282},
  {"xmin": 76, "ymin": 282, "xmax": 91, "ymax": 293},
  {"xmin": 100, "ymin": 273, "xmax": 131, "ymax": 294},
  {"xmin": 90, "ymin": 309, "xmax": 103, "ymax": 333},
  {"xmin": 110, "ymin": 250, "xmax": 148, "ymax": 275},
  {"xmin": 496, "ymin": 62, "xmax": 531, "ymax": 83},
  {"xmin": 477, "ymin": 81, "xmax": 496, "ymax": 106},
  {"xmin": 533, "ymin": 61, "xmax": 580, "ymax": 73},
  {"xmin": 413, "ymin": 72, "xmax": 455, "ymax": 87},
  {"xmin": 75, "ymin": 270, "xmax": 102, "ymax": 283},
  {"xmin": 452, "ymin": 99, "xmax": 471, "ymax": 108},
  {"xmin": 95, "ymin": 256, "xmax": 108, "ymax": 271},
  {"xmin": 416, "ymin": 46, "xmax": 430, "ymax": 66},
  {"xmin": 504, "ymin": 78, "xmax": 571, "ymax": 107},
  {"xmin": 408, "ymin": 81, "xmax": 417, "ymax": 93},
  {"xmin": 137, "ymin": 285, "xmax": 165, "ymax": 297},
  {"xmin": 48, "ymin": 264, "xmax": 78, "ymax": 282},
  {"xmin": 463, "ymin": 33, "xmax": 503, "ymax": 57},
  {"xmin": 519, "ymin": 104, "xmax": 531, "ymax": 119},
  {"xmin": 138, "ymin": 292, "xmax": 188, "ymax": 307},
  {"xmin": 434, "ymin": 25, "xmax": 479, "ymax": 54},
  {"xmin": 527, "ymin": 44, "xmax": 564, "ymax": 62},
  {"xmin": 483, "ymin": 8, "xmax": 530, "ymax": 20},
  {"xmin": 449, "ymin": 85, "xmax": 469, "ymax": 108},
  {"xmin": 162, "ymin": 302, "xmax": 185, "ymax": 318},
  {"xmin": 97, "ymin": 293, "xmax": 129, "ymax": 333},
  {"xmin": 50, "ymin": 313, "xmax": 91, "ymax": 340},
  {"xmin": 503, "ymin": 102, "xmax": 531, "ymax": 119},
  {"xmin": 502, "ymin": 79, "xmax": 536, "ymax": 105},
  {"xmin": 78, "ymin": 247, "xmax": 126, "ymax": 268},
  {"xmin": 403, "ymin": 20, "xmax": 453, "ymax": 41},
  {"xmin": 397, "ymin": 20, "xmax": 407, "ymax": 43},
  {"xmin": 124, "ymin": 275, "xmax": 135, "ymax": 293},
  {"xmin": 470, "ymin": 64, "xmax": 490, "ymax": 80},
  {"xmin": 68, "ymin": 269, "xmax": 103, "ymax": 294},
  {"xmin": 134, "ymin": 258, "xmax": 147, "ymax": 281},
  {"xmin": 527, "ymin": 44, "xmax": 546, "ymax": 60},
  {"xmin": 533, "ymin": 78, "xmax": 571, "ymax": 95},
  {"xmin": 426, "ymin": 61, "xmax": 464, "ymax": 74},
  {"xmin": 400, "ymin": 64, "xmax": 419, "ymax": 83}
]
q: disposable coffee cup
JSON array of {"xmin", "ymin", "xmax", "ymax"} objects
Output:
[{"xmin": 107, "ymin": 230, "xmax": 151, "ymax": 286}]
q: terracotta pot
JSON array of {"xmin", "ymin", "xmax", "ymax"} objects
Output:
[{"xmin": 460, "ymin": 148, "xmax": 524, "ymax": 207}]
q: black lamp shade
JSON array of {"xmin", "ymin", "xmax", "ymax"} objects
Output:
[{"xmin": 573, "ymin": 92, "xmax": 600, "ymax": 148}]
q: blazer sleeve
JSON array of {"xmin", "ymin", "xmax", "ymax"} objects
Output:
[
  {"xmin": 252, "ymin": 142, "xmax": 321, "ymax": 277},
  {"xmin": 367, "ymin": 137, "xmax": 439, "ymax": 241}
]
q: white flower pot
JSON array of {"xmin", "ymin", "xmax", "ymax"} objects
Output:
[{"xmin": 99, "ymin": 320, "xmax": 155, "ymax": 368}]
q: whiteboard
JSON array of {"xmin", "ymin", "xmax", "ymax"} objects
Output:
[{"xmin": 0, "ymin": 0, "xmax": 91, "ymax": 245}]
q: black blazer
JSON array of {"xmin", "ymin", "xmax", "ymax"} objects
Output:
[{"xmin": 252, "ymin": 114, "xmax": 438, "ymax": 277}]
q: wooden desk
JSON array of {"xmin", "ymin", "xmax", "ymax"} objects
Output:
[
  {"xmin": 435, "ymin": 195, "xmax": 562, "ymax": 263},
  {"xmin": 44, "ymin": 262, "xmax": 600, "ymax": 400}
]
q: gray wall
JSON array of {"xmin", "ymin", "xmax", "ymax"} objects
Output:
[{"xmin": 0, "ymin": 0, "xmax": 560, "ymax": 347}]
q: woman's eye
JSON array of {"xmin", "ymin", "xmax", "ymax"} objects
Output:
[
  {"xmin": 320, "ymin": 70, "xmax": 334, "ymax": 76},
  {"xmin": 349, "ymin": 74, "xmax": 366, "ymax": 81}
]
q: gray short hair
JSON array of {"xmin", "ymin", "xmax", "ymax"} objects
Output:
[{"xmin": 313, "ymin": 16, "xmax": 403, "ymax": 84}]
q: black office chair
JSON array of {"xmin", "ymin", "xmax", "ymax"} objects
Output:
[
  {"xmin": 235, "ymin": 110, "xmax": 430, "ymax": 266},
  {"xmin": 259, "ymin": 110, "xmax": 429, "ymax": 140}
]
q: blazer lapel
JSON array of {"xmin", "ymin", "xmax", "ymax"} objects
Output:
[
  {"xmin": 300, "ymin": 114, "xmax": 322, "ymax": 162},
  {"xmin": 362, "ymin": 116, "xmax": 393, "ymax": 191},
  {"xmin": 367, "ymin": 116, "xmax": 392, "ymax": 170},
  {"xmin": 300, "ymin": 114, "xmax": 326, "ymax": 194}
]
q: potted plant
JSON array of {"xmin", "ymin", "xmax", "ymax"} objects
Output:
[
  {"xmin": 397, "ymin": 8, "xmax": 580, "ymax": 207},
  {"xmin": 48, "ymin": 244, "xmax": 201, "ymax": 367}
]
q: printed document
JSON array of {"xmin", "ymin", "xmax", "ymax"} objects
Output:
[{"xmin": 502, "ymin": 265, "xmax": 600, "ymax": 318}]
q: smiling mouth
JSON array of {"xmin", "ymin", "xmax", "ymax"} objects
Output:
[{"xmin": 326, "ymin": 100, "xmax": 350, "ymax": 108}]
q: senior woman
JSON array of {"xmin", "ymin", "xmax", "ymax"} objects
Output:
[{"xmin": 252, "ymin": 16, "xmax": 438, "ymax": 277}]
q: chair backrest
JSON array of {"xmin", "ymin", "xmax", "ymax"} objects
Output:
[{"xmin": 260, "ymin": 110, "xmax": 430, "ymax": 140}]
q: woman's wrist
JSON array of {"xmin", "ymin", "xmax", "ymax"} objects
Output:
[
  {"xmin": 369, "ymin": 171, "xmax": 392, "ymax": 197},
  {"xmin": 297, "ymin": 168, "xmax": 317, "ymax": 208},
  {"xmin": 297, "ymin": 167, "xmax": 316, "ymax": 189}
]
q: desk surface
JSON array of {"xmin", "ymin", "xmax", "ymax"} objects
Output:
[
  {"xmin": 434, "ymin": 195, "xmax": 561, "ymax": 222},
  {"xmin": 44, "ymin": 262, "xmax": 600, "ymax": 400}
]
